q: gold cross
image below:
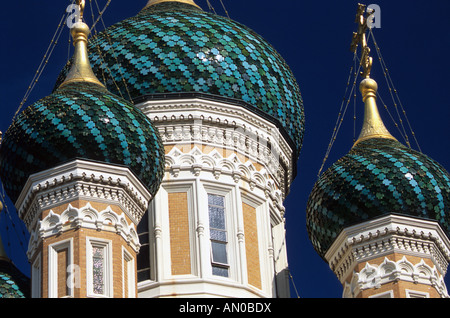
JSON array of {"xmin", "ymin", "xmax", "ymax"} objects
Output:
[
  {"xmin": 350, "ymin": 3, "xmax": 373, "ymax": 78},
  {"xmin": 77, "ymin": 0, "xmax": 86, "ymax": 21}
]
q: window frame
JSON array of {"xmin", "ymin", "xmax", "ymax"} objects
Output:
[
  {"xmin": 31, "ymin": 253, "xmax": 42, "ymax": 298},
  {"xmin": 207, "ymin": 193, "xmax": 230, "ymax": 277},
  {"xmin": 86, "ymin": 237, "xmax": 113, "ymax": 298},
  {"xmin": 136, "ymin": 210, "xmax": 152, "ymax": 283},
  {"xmin": 122, "ymin": 247, "xmax": 136, "ymax": 298},
  {"xmin": 48, "ymin": 238, "xmax": 73, "ymax": 298}
]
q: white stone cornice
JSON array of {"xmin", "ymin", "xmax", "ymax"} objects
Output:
[
  {"xmin": 326, "ymin": 214, "xmax": 450, "ymax": 285},
  {"xmin": 135, "ymin": 98, "xmax": 295, "ymax": 197},
  {"xmin": 16, "ymin": 159, "xmax": 152, "ymax": 229},
  {"xmin": 165, "ymin": 146, "xmax": 285, "ymax": 220}
]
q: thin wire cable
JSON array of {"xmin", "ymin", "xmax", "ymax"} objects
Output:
[
  {"xmin": 2, "ymin": 205, "xmax": 28, "ymax": 257},
  {"xmin": 12, "ymin": 7, "xmax": 71, "ymax": 123},
  {"xmin": 317, "ymin": 54, "xmax": 361, "ymax": 178},
  {"xmin": 90, "ymin": 0, "xmax": 111, "ymax": 32},
  {"xmin": 87, "ymin": 0, "xmax": 111, "ymax": 88},
  {"xmin": 219, "ymin": 0, "xmax": 230, "ymax": 18},
  {"xmin": 205, "ymin": 0, "xmax": 217, "ymax": 14},
  {"xmin": 376, "ymin": 91, "xmax": 408, "ymax": 143},
  {"xmin": 0, "ymin": 184, "xmax": 28, "ymax": 259},
  {"xmin": 289, "ymin": 272, "xmax": 300, "ymax": 298},
  {"xmin": 369, "ymin": 28, "xmax": 420, "ymax": 151},
  {"xmin": 353, "ymin": 53, "xmax": 409, "ymax": 145},
  {"xmin": 90, "ymin": 0, "xmax": 134, "ymax": 103}
]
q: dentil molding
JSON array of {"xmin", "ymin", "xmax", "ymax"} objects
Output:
[
  {"xmin": 16, "ymin": 159, "xmax": 152, "ymax": 229},
  {"xmin": 165, "ymin": 145, "xmax": 285, "ymax": 219},
  {"xmin": 136, "ymin": 98, "xmax": 295, "ymax": 198},
  {"xmin": 326, "ymin": 214, "xmax": 450, "ymax": 286}
]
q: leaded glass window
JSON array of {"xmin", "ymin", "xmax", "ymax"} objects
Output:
[
  {"xmin": 92, "ymin": 246, "xmax": 105, "ymax": 295},
  {"xmin": 208, "ymin": 194, "xmax": 229, "ymax": 277},
  {"xmin": 88, "ymin": 239, "xmax": 111, "ymax": 297}
]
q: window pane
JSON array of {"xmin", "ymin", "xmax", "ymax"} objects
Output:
[
  {"xmin": 92, "ymin": 247, "xmax": 104, "ymax": 295},
  {"xmin": 137, "ymin": 211, "xmax": 150, "ymax": 282},
  {"xmin": 208, "ymin": 194, "xmax": 229, "ymax": 278},
  {"xmin": 208, "ymin": 194, "xmax": 224, "ymax": 207},
  {"xmin": 137, "ymin": 270, "xmax": 151, "ymax": 282},
  {"xmin": 211, "ymin": 241, "xmax": 228, "ymax": 264},
  {"xmin": 137, "ymin": 211, "xmax": 149, "ymax": 233},
  {"xmin": 210, "ymin": 229, "xmax": 227, "ymax": 242},
  {"xmin": 212, "ymin": 266, "xmax": 229, "ymax": 277},
  {"xmin": 137, "ymin": 244, "xmax": 150, "ymax": 271},
  {"xmin": 139, "ymin": 233, "xmax": 149, "ymax": 245},
  {"xmin": 209, "ymin": 206, "xmax": 226, "ymax": 230}
]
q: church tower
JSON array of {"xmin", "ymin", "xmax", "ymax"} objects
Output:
[
  {"xmin": 0, "ymin": 0, "xmax": 165, "ymax": 298},
  {"xmin": 306, "ymin": 4, "xmax": 450, "ymax": 298},
  {"xmin": 59, "ymin": 0, "xmax": 305, "ymax": 297}
]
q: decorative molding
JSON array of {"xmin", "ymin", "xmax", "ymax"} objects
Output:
[
  {"xmin": 326, "ymin": 214, "xmax": 450, "ymax": 286},
  {"xmin": 136, "ymin": 98, "xmax": 295, "ymax": 198},
  {"xmin": 27, "ymin": 202, "xmax": 140, "ymax": 259},
  {"xmin": 48, "ymin": 239, "xmax": 74, "ymax": 298},
  {"xmin": 165, "ymin": 146, "xmax": 285, "ymax": 220},
  {"xmin": 343, "ymin": 256, "xmax": 448, "ymax": 298},
  {"xmin": 16, "ymin": 159, "xmax": 152, "ymax": 230}
]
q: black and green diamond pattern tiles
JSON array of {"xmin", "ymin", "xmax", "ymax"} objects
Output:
[
  {"xmin": 306, "ymin": 138, "xmax": 450, "ymax": 259},
  {"xmin": 85, "ymin": 3, "xmax": 304, "ymax": 154},
  {"xmin": 0, "ymin": 82, "xmax": 165, "ymax": 203}
]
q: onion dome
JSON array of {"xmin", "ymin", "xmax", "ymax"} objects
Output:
[
  {"xmin": 55, "ymin": 0, "xmax": 305, "ymax": 156},
  {"xmin": 0, "ymin": 11, "xmax": 165, "ymax": 204},
  {"xmin": 306, "ymin": 78, "xmax": 450, "ymax": 260}
]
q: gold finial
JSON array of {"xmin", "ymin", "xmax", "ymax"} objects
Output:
[
  {"xmin": 353, "ymin": 78, "xmax": 397, "ymax": 146},
  {"xmin": 143, "ymin": 0, "xmax": 202, "ymax": 10},
  {"xmin": 59, "ymin": 0, "xmax": 104, "ymax": 89},
  {"xmin": 351, "ymin": 4, "xmax": 373, "ymax": 79},
  {"xmin": 351, "ymin": 4, "xmax": 396, "ymax": 147},
  {"xmin": 79, "ymin": 0, "xmax": 86, "ymax": 20}
]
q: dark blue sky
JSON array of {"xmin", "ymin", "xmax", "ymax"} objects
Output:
[{"xmin": 0, "ymin": 0, "xmax": 449, "ymax": 298}]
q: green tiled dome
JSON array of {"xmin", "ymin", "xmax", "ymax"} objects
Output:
[
  {"xmin": 306, "ymin": 138, "xmax": 450, "ymax": 259},
  {"xmin": 0, "ymin": 260, "xmax": 30, "ymax": 298},
  {"xmin": 56, "ymin": 2, "xmax": 305, "ymax": 155},
  {"xmin": 0, "ymin": 82, "xmax": 165, "ymax": 203}
]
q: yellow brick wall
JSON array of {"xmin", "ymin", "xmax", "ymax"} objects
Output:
[
  {"xmin": 57, "ymin": 247, "xmax": 69, "ymax": 298},
  {"xmin": 35, "ymin": 198, "xmax": 137, "ymax": 298},
  {"xmin": 243, "ymin": 202, "xmax": 262, "ymax": 290},
  {"xmin": 168, "ymin": 192, "xmax": 192, "ymax": 275}
]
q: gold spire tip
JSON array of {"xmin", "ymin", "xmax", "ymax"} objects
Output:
[
  {"xmin": 59, "ymin": 0, "xmax": 104, "ymax": 89},
  {"xmin": 351, "ymin": 4, "xmax": 397, "ymax": 147},
  {"xmin": 353, "ymin": 78, "xmax": 397, "ymax": 146}
]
